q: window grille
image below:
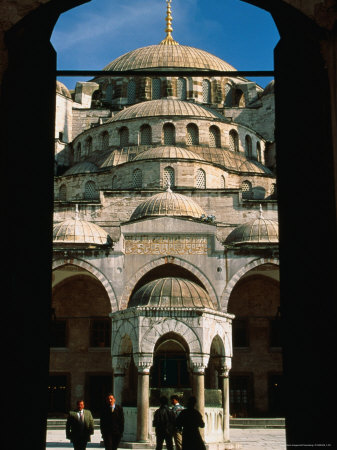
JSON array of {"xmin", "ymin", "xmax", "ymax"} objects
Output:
[
  {"xmin": 85, "ymin": 137, "xmax": 92, "ymax": 155},
  {"xmin": 163, "ymin": 123, "xmax": 175, "ymax": 145},
  {"xmin": 177, "ymin": 77, "xmax": 187, "ymax": 100},
  {"xmin": 209, "ymin": 126, "xmax": 221, "ymax": 147},
  {"xmin": 164, "ymin": 167, "xmax": 175, "ymax": 187},
  {"xmin": 152, "ymin": 78, "xmax": 161, "ymax": 99},
  {"xmin": 101, "ymin": 132, "xmax": 109, "ymax": 150},
  {"xmin": 105, "ymin": 84, "xmax": 113, "ymax": 102},
  {"xmin": 202, "ymin": 79, "xmax": 211, "ymax": 103},
  {"xmin": 234, "ymin": 89, "xmax": 245, "ymax": 107},
  {"xmin": 256, "ymin": 141, "xmax": 261, "ymax": 162},
  {"xmin": 242, "ymin": 180, "xmax": 253, "ymax": 199},
  {"xmin": 196, "ymin": 169, "xmax": 206, "ymax": 189},
  {"xmin": 225, "ymin": 83, "xmax": 232, "ymax": 106},
  {"xmin": 186, "ymin": 124, "xmax": 199, "ymax": 145},
  {"xmin": 119, "ymin": 127, "xmax": 129, "ymax": 147},
  {"xmin": 229, "ymin": 130, "xmax": 239, "ymax": 152},
  {"xmin": 245, "ymin": 135, "xmax": 252, "ymax": 159},
  {"xmin": 84, "ymin": 181, "xmax": 98, "ymax": 200},
  {"xmin": 90, "ymin": 319, "xmax": 111, "ymax": 347},
  {"xmin": 133, "ymin": 169, "xmax": 142, "ymax": 188},
  {"xmin": 59, "ymin": 184, "xmax": 67, "ymax": 202},
  {"xmin": 127, "ymin": 80, "xmax": 136, "ymax": 103},
  {"xmin": 140, "ymin": 125, "xmax": 152, "ymax": 145}
]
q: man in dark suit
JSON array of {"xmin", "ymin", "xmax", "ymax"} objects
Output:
[
  {"xmin": 100, "ymin": 393, "xmax": 124, "ymax": 450},
  {"xmin": 66, "ymin": 400, "xmax": 95, "ymax": 450}
]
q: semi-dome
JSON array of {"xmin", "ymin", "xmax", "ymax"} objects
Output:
[
  {"xmin": 133, "ymin": 146, "xmax": 205, "ymax": 161},
  {"xmin": 128, "ymin": 277, "xmax": 214, "ymax": 309},
  {"xmin": 56, "ymin": 80, "xmax": 71, "ymax": 99},
  {"xmin": 129, "ymin": 188, "xmax": 206, "ymax": 221},
  {"xmin": 63, "ymin": 161, "xmax": 98, "ymax": 175},
  {"xmin": 225, "ymin": 206, "xmax": 279, "ymax": 246},
  {"xmin": 53, "ymin": 216, "xmax": 111, "ymax": 246},
  {"xmin": 103, "ymin": 44, "xmax": 236, "ymax": 73},
  {"xmin": 108, "ymin": 99, "xmax": 225, "ymax": 122}
]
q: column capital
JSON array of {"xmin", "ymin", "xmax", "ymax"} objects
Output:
[
  {"xmin": 219, "ymin": 357, "xmax": 232, "ymax": 377},
  {"xmin": 133, "ymin": 353, "xmax": 153, "ymax": 374},
  {"xmin": 112, "ymin": 356, "xmax": 131, "ymax": 374},
  {"xmin": 190, "ymin": 353, "xmax": 209, "ymax": 374}
]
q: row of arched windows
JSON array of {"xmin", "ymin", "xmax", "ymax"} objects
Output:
[
  {"xmin": 74, "ymin": 126, "xmax": 261, "ymax": 162},
  {"xmin": 122, "ymin": 78, "xmax": 245, "ymax": 105},
  {"xmin": 58, "ymin": 181, "xmax": 99, "ymax": 202}
]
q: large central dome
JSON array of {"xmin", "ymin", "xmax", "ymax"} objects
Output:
[{"xmin": 103, "ymin": 44, "xmax": 236, "ymax": 72}]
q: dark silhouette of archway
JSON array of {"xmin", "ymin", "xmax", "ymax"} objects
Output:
[{"xmin": 2, "ymin": 0, "xmax": 337, "ymax": 447}]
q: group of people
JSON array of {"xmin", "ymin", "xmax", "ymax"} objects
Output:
[
  {"xmin": 65, "ymin": 394, "xmax": 205, "ymax": 450},
  {"xmin": 66, "ymin": 394, "xmax": 124, "ymax": 450}
]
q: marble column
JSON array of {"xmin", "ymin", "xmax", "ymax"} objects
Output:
[
  {"xmin": 191, "ymin": 363, "xmax": 207, "ymax": 440},
  {"xmin": 219, "ymin": 365, "xmax": 231, "ymax": 442},
  {"xmin": 136, "ymin": 367, "xmax": 150, "ymax": 442}
]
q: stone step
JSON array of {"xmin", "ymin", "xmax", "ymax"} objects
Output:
[{"xmin": 47, "ymin": 417, "xmax": 285, "ymax": 430}]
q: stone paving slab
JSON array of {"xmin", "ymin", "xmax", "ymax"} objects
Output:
[{"xmin": 46, "ymin": 428, "xmax": 286, "ymax": 450}]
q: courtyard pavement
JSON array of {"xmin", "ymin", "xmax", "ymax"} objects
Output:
[{"xmin": 46, "ymin": 428, "xmax": 286, "ymax": 450}]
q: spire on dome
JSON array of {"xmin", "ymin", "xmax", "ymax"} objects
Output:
[
  {"xmin": 258, "ymin": 204, "xmax": 264, "ymax": 219},
  {"xmin": 160, "ymin": 0, "xmax": 179, "ymax": 45}
]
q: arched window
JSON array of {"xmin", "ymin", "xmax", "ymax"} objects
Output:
[
  {"xmin": 209, "ymin": 126, "xmax": 221, "ymax": 147},
  {"xmin": 85, "ymin": 136, "xmax": 92, "ymax": 155},
  {"xmin": 220, "ymin": 175, "xmax": 226, "ymax": 189},
  {"xmin": 84, "ymin": 181, "xmax": 98, "ymax": 200},
  {"xmin": 163, "ymin": 123, "xmax": 175, "ymax": 145},
  {"xmin": 127, "ymin": 80, "xmax": 136, "ymax": 103},
  {"xmin": 119, "ymin": 127, "xmax": 129, "ymax": 147},
  {"xmin": 202, "ymin": 79, "xmax": 211, "ymax": 103},
  {"xmin": 163, "ymin": 166, "xmax": 175, "ymax": 188},
  {"xmin": 234, "ymin": 89, "xmax": 245, "ymax": 107},
  {"xmin": 152, "ymin": 78, "xmax": 161, "ymax": 100},
  {"xmin": 177, "ymin": 77, "xmax": 187, "ymax": 100},
  {"xmin": 224, "ymin": 83, "xmax": 232, "ymax": 106},
  {"xmin": 140, "ymin": 124, "xmax": 152, "ymax": 145},
  {"xmin": 105, "ymin": 84, "xmax": 113, "ymax": 102},
  {"xmin": 256, "ymin": 141, "xmax": 262, "ymax": 162},
  {"xmin": 245, "ymin": 135, "xmax": 252, "ymax": 159},
  {"xmin": 229, "ymin": 130, "xmax": 239, "ymax": 152},
  {"xmin": 196, "ymin": 168, "xmax": 206, "ymax": 189},
  {"xmin": 241, "ymin": 180, "xmax": 253, "ymax": 199},
  {"xmin": 75, "ymin": 142, "xmax": 81, "ymax": 161},
  {"xmin": 186, "ymin": 123, "xmax": 199, "ymax": 145},
  {"xmin": 101, "ymin": 131, "xmax": 109, "ymax": 150},
  {"xmin": 133, "ymin": 169, "xmax": 142, "ymax": 188},
  {"xmin": 59, "ymin": 184, "xmax": 67, "ymax": 201},
  {"xmin": 112, "ymin": 175, "xmax": 117, "ymax": 189}
]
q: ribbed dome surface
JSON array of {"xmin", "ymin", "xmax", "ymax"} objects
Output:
[
  {"xmin": 129, "ymin": 277, "xmax": 214, "ymax": 309},
  {"xmin": 225, "ymin": 211, "xmax": 279, "ymax": 246},
  {"xmin": 130, "ymin": 189, "xmax": 205, "ymax": 221},
  {"xmin": 103, "ymin": 44, "xmax": 236, "ymax": 72},
  {"xmin": 63, "ymin": 161, "xmax": 98, "ymax": 175},
  {"xmin": 108, "ymin": 99, "xmax": 225, "ymax": 122},
  {"xmin": 133, "ymin": 146, "xmax": 205, "ymax": 161},
  {"xmin": 53, "ymin": 218, "xmax": 110, "ymax": 245}
]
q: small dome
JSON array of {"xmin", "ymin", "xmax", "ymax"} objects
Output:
[
  {"xmin": 63, "ymin": 161, "xmax": 98, "ymax": 175},
  {"xmin": 103, "ymin": 44, "xmax": 236, "ymax": 73},
  {"xmin": 53, "ymin": 217, "xmax": 111, "ymax": 246},
  {"xmin": 108, "ymin": 99, "xmax": 225, "ymax": 122},
  {"xmin": 129, "ymin": 277, "xmax": 214, "ymax": 309},
  {"xmin": 225, "ymin": 207, "xmax": 279, "ymax": 246},
  {"xmin": 56, "ymin": 81, "xmax": 71, "ymax": 99},
  {"xmin": 130, "ymin": 189, "xmax": 206, "ymax": 221},
  {"xmin": 133, "ymin": 146, "xmax": 205, "ymax": 161}
]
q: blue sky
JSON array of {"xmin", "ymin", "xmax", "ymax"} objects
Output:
[{"xmin": 51, "ymin": 0, "xmax": 279, "ymax": 90}]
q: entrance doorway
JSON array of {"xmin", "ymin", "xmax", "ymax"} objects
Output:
[
  {"xmin": 48, "ymin": 374, "xmax": 69, "ymax": 417},
  {"xmin": 87, "ymin": 374, "xmax": 112, "ymax": 417}
]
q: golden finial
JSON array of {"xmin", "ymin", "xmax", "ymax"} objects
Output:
[{"xmin": 160, "ymin": 0, "xmax": 179, "ymax": 45}]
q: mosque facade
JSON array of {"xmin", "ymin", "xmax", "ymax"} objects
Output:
[{"xmin": 50, "ymin": 1, "xmax": 280, "ymax": 444}]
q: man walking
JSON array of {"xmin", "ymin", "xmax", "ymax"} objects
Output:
[
  {"xmin": 153, "ymin": 396, "xmax": 175, "ymax": 450},
  {"xmin": 66, "ymin": 400, "xmax": 94, "ymax": 450},
  {"xmin": 170, "ymin": 395, "xmax": 184, "ymax": 450},
  {"xmin": 100, "ymin": 393, "xmax": 124, "ymax": 450}
]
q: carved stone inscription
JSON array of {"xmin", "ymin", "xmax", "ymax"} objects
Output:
[{"xmin": 125, "ymin": 235, "xmax": 208, "ymax": 255}]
